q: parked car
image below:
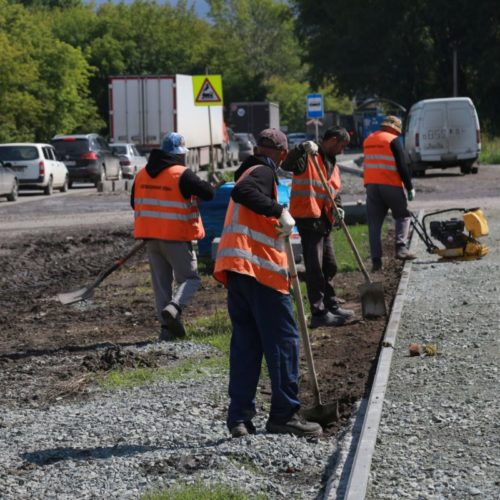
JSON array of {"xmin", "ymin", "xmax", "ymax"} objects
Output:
[
  {"xmin": 234, "ymin": 132, "xmax": 257, "ymax": 161},
  {"xmin": 404, "ymin": 97, "xmax": 481, "ymax": 176},
  {"xmin": 110, "ymin": 143, "xmax": 147, "ymax": 178},
  {"xmin": 51, "ymin": 133, "xmax": 122, "ymax": 187},
  {"xmin": 0, "ymin": 160, "xmax": 18, "ymax": 202},
  {"xmin": 0, "ymin": 143, "xmax": 68, "ymax": 195},
  {"xmin": 287, "ymin": 132, "xmax": 308, "ymax": 149}
]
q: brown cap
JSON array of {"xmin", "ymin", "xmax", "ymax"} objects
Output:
[
  {"xmin": 257, "ymin": 128, "xmax": 288, "ymax": 150},
  {"xmin": 380, "ymin": 115, "xmax": 402, "ymax": 134}
]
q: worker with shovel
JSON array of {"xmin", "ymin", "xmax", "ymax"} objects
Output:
[
  {"xmin": 132, "ymin": 132, "xmax": 215, "ymax": 341},
  {"xmin": 281, "ymin": 126, "xmax": 354, "ymax": 329},
  {"xmin": 363, "ymin": 115, "xmax": 416, "ymax": 271},
  {"xmin": 214, "ymin": 128, "xmax": 322, "ymax": 439}
]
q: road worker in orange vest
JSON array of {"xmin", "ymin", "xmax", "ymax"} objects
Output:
[
  {"xmin": 281, "ymin": 126, "xmax": 354, "ymax": 329},
  {"xmin": 214, "ymin": 128, "xmax": 322, "ymax": 439},
  {"xmin": 131, "ymin": 132, "xmax": 215, "ymax": 341},
  {"xmin": 363, "ymin": 115, "xmax": 416, "ymax": 272}
]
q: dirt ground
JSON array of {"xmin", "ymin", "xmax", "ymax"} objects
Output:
[{"xmin": 0, "ymin": 226, "xmax": 402, "ymax": 437}]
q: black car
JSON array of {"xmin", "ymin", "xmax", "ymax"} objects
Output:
[{"xmin": 51, "ymin": 133, "xmax": 122, "ymax": 187}]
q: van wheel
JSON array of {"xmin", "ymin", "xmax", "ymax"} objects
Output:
[
  {"xmin": 44, "ymin": 176, "xmax": 53, "ymax": 195},
  {"xmin": 471, "ymin": 166, "xmax": 478, "ymax": 174},
  {"xmin": 7, "ymin": 180, "xmax": 18, "ymax": 202},
  {"xmin": 460, "ymin": 165, "xmax": 472, "ymax": 175}
]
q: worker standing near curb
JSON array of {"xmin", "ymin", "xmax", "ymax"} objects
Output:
[
  {"xmin": 131, "ymin": 132, "xmax": 215, "ymax": 341},
  {"xmin": 281, "ymin": 126, "xmax": 354, "ymax": 329},
  {"xmin": 214, "ymin": 128, "xmax": 322, "ymax": 439},
  {"xmin": 363, "ymin": 115, "xmax": 416, "ymax": 272}
]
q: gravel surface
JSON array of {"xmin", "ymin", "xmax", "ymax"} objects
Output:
[{"xmin": 366, "ymin": 205, "xmax": 500, "ymax": 499}]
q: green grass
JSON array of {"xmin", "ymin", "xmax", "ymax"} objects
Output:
[
  {"xmin": 332, "ymin": 223, "xmax": 371, "ymax": 272},
  {"xmin": 99, "ymin": 309, "xmax": 232, "ymax": 389},
  {"xmin": 479, "ymin": 135, "xmax": 500, "ymax": 164},
  {"xmin": 142, "ymin": 482, "xmax": 266, "ymax": 500}
]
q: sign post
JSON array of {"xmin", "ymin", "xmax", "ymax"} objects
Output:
[
  {"xmin": 306, "ymin": 93, "xmax": 324, "ymax": 141},
  {"xmin": 192, "ymin": 74, "xmax": 223, "ymax": 179}
]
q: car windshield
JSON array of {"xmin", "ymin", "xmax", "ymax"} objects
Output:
[
  {"xmin": 0, "ymin": 146, "xmax": 39, "ymax": 162},
  {"xmin": 111, "ymin": 145, "xmax": 127, "ymax": 154},
  {"xmin": 52, "ymin": 139, "xmax": 90, "ymax": 155}
]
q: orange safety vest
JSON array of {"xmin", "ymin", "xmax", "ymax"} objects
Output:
[
  {"xmin": 133, "ymin": 165, "xmax": 205, "ymax": 241},
  {"xmin": 213, "ymin": 165, "xmax": 290, "ymax": 294},
  {"xmin": 289, "ymin": 154, "xmax": 341, "ymax": 222},
  {"xmin": 363, "ymin": 130, "xmax": 404, "ymax": 188}
]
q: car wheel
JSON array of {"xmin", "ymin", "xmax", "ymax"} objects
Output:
[
  {"xmin": 60, "ymin": 175, "xmax": 69, "ymax": 193},
  {"xmin": 117, "ymin": 167, "xmax": 123, "ymax": 181},
  {"xmin": 44, "ymin": 176, "xmax": 53, "ymax": 195},
  {"xmin": 95, "ymin": 168, "xmax": 105, "ymax": 187},
  {"xmin": 6, "ymin": 179, "xmax": 18, "ymax": 202},
  {"xmin": 68, "ymin": 181, "xmax": 73, "ymax": 189}
]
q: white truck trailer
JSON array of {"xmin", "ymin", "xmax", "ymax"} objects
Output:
[{"xmin": 109, "ymin": 74, "xmax": 225, "ymax": 172}]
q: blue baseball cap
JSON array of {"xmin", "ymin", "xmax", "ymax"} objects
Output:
[{"xmin": 161, "ymin": 132, "xmax": 189, "ymax": 154}]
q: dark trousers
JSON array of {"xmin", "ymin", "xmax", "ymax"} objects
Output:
[
  {"xmin": 366, "ymin": 184, "xmax": 411, "ymax": 261},
  {"xmin": 226, "ymin": 272, "xmax": 300, "ymax": 429},
  {"xmin": 297, "ymin": 225, "xmax": 338, "ymax": 316}
]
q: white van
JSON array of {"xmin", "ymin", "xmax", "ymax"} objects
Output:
[{"xmin": 404, "ymin": 97, "xmax": 481, "ymax": 175}]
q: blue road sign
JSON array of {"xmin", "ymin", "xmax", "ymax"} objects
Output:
[{"xmin": 306, "ymin": 93, "xmax": 324, "ymax": 119}]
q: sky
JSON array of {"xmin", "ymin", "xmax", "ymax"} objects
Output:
[{"xmin": 91, "ymin": 0, "xmax": 210, "ymax": 17}]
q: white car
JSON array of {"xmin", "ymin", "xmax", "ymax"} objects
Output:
[
  {"xmin": 0, "ymin": 161, "xmax": 18, "ymax": 202},
  {"xmin": 110, "ymin": 143, "xmax": 147, "ymax": 178},
  {"xmin": 0, "ymin": 143, "xmax": 69, "ymax": 195}
]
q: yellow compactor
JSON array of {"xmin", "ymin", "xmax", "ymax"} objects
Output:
[{"xmin": 411, "ymin": 208, "xmax": 489, "ymax": 260}]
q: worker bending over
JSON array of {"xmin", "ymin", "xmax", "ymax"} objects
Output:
[
  {"xmin": 281, "ymin": 126, "xmax": 354, "ymax": 329},
  {"xmin": 132, "ymin": 132, "xmax": 215, "ymax": 341},
  {"xmin": 363, "ymin": 115, "xmax": 416, "ymax": 271},
  {"xmin": 214, "ymin": 128, "xmax": 322, "ymax": 439}
]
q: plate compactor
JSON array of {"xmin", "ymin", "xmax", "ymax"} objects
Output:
[{"xmin": 411, "ymin": 208, "xmax": 489, "ymax": 260}]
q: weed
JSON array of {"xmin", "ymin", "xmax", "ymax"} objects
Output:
[{"xmin": 480, "ymin": 135, "xmax": 500, "ymax": 164}]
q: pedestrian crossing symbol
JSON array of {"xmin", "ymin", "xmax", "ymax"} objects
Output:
[{"xmin": 192, "ymin": 75, "xmax": 223, "ymax": 106}]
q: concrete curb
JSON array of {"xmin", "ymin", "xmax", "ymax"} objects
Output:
[
  {"xmin": 97, "ymin": 179, "xmax": 133, "ymax": 193},
  {"xmin": 323, "ymin": 212, "xmax": 421, "ymax": 500}
]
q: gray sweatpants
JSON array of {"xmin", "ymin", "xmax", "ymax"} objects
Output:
[
  {"xmin": 365, "ymin": 184, "xmax": 411, "ymax": 261},
  {"xmin": 146, "ymin": 240, "xmax": 201, "ymax": 328}
]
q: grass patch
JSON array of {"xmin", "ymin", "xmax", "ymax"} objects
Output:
[
  {"xmin": 332, "ymin": 223, "xmax": 371, "ymax": 272},
  {"xmin": 142, "ymin": 482, "xmax": 266, "ymax": 500},
  {"xmin": 479, "ymin": 135, "xmax": 500, "ymax": 164}
]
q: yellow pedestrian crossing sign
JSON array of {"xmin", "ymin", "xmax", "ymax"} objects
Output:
[{"xmin": 192, "ymin": 75, "xmax": 223, "ymax": 106}]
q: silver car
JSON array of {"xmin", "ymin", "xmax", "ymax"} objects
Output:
[
  {"xmin": 0, "ymin": 161, "xmax": 18, "ymax": 202},
  {"xmin": 110, "ymin": 143, "xmax": 147, "ymax": 178}
]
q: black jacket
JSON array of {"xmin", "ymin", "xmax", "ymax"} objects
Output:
[
  {"xmin": 130, "ymin": 149, "xmax": 215, "ymax": 209},
  {"xmin": 231, "ymin": 154, "xmax": 284, "ymax": 218},
  {"xmin": 389, "ymin": 137, "xmax": 413, "ymax": 191}
]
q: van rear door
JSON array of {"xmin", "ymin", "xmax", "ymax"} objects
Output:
[
  {"xmin": 421, "ymin": 103, "xmax": 449, "ymax": 159},
  {"xmin": 446, "ymin": 101, "xmax": 476, "ymax": 156}
]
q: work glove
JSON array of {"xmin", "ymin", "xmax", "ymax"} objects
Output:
[
  {"xmin": 302, "ymin": 141, "xmax": 319, "ymax": 156},
  {"xmin": 332, "ymin": 206, "xmax": 345, "ymax": 228},
  {"xmin": 276, "ymin": 208, "xmax": 295, "ymax": 238},
  {"xmin": 407, "ymin": 188, "xmax": 416, "ymax": 201}
]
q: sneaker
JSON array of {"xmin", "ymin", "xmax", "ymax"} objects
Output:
[
  {"xmin": 309, "ymin": 311, "xmax": 346, "ymax": 329},
  {"xmin": 371, "ymin": 258, "xmax": 383, "ymax": 272},
  {"xmin": 395, "ymin": 246, "xmax": 417, "ymax": 260},
  {"xmin": 266, "ymin": 413, "xmax": 322, "ymax": 437},
  {"xmin": 330, "ymin": 306, "xmax": 354, "ymax": 319},
  {"xmin": 161, "ymin": 303, "xmax": 187, "ymax": 338},
  {"xmin": 230, "ymin": 421, "xmax": 256, "ymax": 438}
]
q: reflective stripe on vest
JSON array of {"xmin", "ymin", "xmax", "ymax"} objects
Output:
[
  {"xmin": 363, "ymin": 131, "xmax": 403, "ymax": 187},
  {"xmin": 133, "ymin": 164, "xmax": 205, "ymax": 241},
  {"xmin": 213, "ymin": 165, "xmax": 289, "ymax": 293},
  {"xmin": 290, "ymin": 154, "xmax": 341, "ymax": 221}
]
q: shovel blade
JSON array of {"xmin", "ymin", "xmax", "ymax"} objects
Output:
[
  {"xmin": 300, "ymin": 401, "xmax": 339, "ymax": 427},
  {"xmin": 57, "ymin": 285, "xmax": 95, "ymax": 305},
  {"xmin": 359, "ymin": 281, "xmax": 386, "ymax": 318}
]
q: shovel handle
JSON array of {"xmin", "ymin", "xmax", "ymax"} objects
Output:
[
  {"xmin": 309, "ymin": 154, "xmax": 372, "ymax": 283},
  {"xmin": 285, "ymin": 237, "xmax": 322, "ymax": 407}
]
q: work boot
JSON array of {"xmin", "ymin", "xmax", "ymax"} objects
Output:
[
  {"xmin": 230, "ymin": 421, "xmax": 256, "ymax": 438},
  {"xmin": 266, "ymin": 413, "xmax": 322, "ymax": 438},
  {"xmin": 158, "ymin": 327, "xmax": 175, "ymax": 342},
  {"xmin": 161, "ymin": 302, "xmax": 187, "ymax": 338},
  {"xmin": 395, "ymin": 246, "xmax": 417, "ymax": 260},
  {"xmin": 309, "ymin": 311, "xmax": 346, "ymax": 329},
  {"xmin": 330, "ymin": 305, "xmax": 354, "ymax": 319},
  {"xmin": 371, "ymin": 258, "xmax": 382, "ymax": 272}
]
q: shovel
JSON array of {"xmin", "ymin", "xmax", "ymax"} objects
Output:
[
  {"xmin": 285, "ymin": 237, "xmax": 339, "ymax": 426},
  {"xmin": 309, "ymin": 154, "xmax": 386, "ymax": 318},
  {"xmin": 57, "ymin": 240, "xmax": 147, "ymax": 305}
]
